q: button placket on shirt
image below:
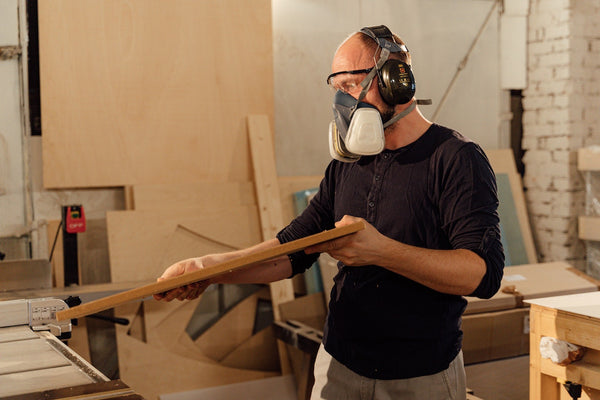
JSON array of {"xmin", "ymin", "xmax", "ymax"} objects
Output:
[{"xmin": 366, "ymin": 153, "xmax": 393, "ymax": 224}]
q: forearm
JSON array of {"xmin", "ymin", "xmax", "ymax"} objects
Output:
[
  {"xmin": 205, "ymin": 238, "xmax": 293, "ymax": 285},
  {"xmin": 377, "ymin": 236, "xmax": 486, "ymax": 295}
]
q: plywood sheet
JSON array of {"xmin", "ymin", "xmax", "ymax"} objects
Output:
[
  {"xmin": 219, "ymin": 326, "xmax": 279, "ymax": 371},
  {"xmin": 526, "ymin": 291, "xmax": 600, "ymax": 319},
  {"xmin": 132, "ymin": 181, "xmax": 256, "ymax": 211},
  {"xmin": 502, "ymin": 261, "xmax": 597, "ymax": 299},
  {"xmin": 486, "ymin": 149, "xmax": 537, "ymax": 264},
  {"xmin": 39, "ymin": 0, "xmax": 273, "ymax": 188},
  {"xmin": 114, "ymin": 329, "xmax": 277, "ymax": 400},
  {"xmin": 160, "ymin": 225, "xmax": 239, "ymax": 271},
  {"xmin": 194, "ymin": 291, "xmax": 260, "ymax": 361},
  {"xmin": 107, "ymin": 205, "xmax": 262, "ymax": 283}
]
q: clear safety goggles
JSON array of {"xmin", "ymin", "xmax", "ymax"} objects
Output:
[{"xmin": 326, "ymin": 67, "xmax": 374, "ymax": 94}]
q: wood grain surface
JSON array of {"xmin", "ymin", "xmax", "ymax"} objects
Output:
[{"xmin": 56, "ymin": 222, "xmax": 364, "ymax": 321}]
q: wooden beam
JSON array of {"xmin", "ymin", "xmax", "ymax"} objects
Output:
[
  {"xmin": 247, "ymin": 114, "xmax": 296, "ymax": 375},
  {"xmin": 56, "ymin": 222, "xmax": 364, "ymax": 321}
]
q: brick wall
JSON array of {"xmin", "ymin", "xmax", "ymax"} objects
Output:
[{"xmin": 523, "ymin": 0, "xmax": 600, "ymax": 270}]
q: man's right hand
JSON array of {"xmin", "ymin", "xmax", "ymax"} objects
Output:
[{"xmin": 153, "ymin": 257, "xmax": 212, "ymax": 302}]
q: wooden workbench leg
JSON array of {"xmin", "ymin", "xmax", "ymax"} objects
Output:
[{"xmin": 529, "ymin": 305, "xmax": 560, "ymax": 400}]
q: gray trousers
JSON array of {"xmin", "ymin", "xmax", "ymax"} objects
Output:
[{"xmin": 310, "ymin": 344, "xmax": 467, "ymax": 400}]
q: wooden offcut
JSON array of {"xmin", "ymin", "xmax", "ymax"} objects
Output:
[{"xmin": 56, "ymin": 222, "xmax": 364, "ymax": 321}]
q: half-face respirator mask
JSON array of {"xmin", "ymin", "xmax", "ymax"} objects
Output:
[{"xmin": 328, "ymin": 25, "xmax": 429, "ymax": 163}]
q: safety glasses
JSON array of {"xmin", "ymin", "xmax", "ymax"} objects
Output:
[{"xmin": 326, "ymin": 67, "xmax": 374, "ymax": 94}]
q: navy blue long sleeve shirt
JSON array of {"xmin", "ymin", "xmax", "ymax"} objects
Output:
[{"xmin": 277, "ymin": 123, "xmax": 504, "ymax": 380}]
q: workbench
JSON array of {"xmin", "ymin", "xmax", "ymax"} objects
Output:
[{"xmin": 527, "ymin": 291, "xmax": 600, "ymax": 400}]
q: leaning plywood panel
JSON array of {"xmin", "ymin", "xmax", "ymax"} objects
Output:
[
  {"xmin": 114, "ymin": 318, "xmax": 278, "ymax": 400},
  {"xmin": 38, "ymin": 0, "xmax": 273, "ymax": 188},
  {"xmin": 486, "ymin": 149, "xmax": 537, "ymax": 265},
  {"xmin": 107, "ymin": 205, "xmax": 262, "ymax": 283}
]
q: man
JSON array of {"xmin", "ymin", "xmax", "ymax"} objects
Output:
[{"xmin": 155, "ymin": 25, "xmax": 504, "ymax": 400}]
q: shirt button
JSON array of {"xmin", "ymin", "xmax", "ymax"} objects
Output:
[
  {"xmin": 375, "ymin": 175, "xmax": 381, "ymax": 181},
  {"xmin": 383, "ymin": 153, "xmax": 389, "ymax": 159},
  {"xmin": 368, "ymin": 201, "xmax": 375, "ymax": 208}
]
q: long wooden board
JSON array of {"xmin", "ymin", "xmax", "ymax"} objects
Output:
[
  {"xmin": 56, "ymin": 222, "xmax": 364, "ymax": 321},
  {"xmin": 247, "ymin": 114, "xmax": 295, "ymax": 374}
]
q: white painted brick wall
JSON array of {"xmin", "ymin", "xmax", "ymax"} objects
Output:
[{"xmin": 522, "ymin": 0, "xmax": 599, "ymax": 267}]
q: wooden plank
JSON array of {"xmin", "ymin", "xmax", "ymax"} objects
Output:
[
  {"xmin": 578, "ymin": 147, "xmax": 600, "ymax": 171},
  {"xmin": 247, "ymin": 115, "xmax": 295, "ymax": 319},
  {"xmin": 248, "ymin": 115, "xmax": 286, "ymax": 242},
  {"xmin": 247, "ymin": 114, "xmax": 295, "ymax": 374},
  {"xmin": 540, "ymin": 359, "xmax": 600, "ymax": 391},
  {"xmin": 579, "ymin": 216, "xmax": 600, "ymax": 241},
  {"xmin": 39, "ymin": 0, "xmax": 273, "ymax": 188},
  {"xmin": 46, "ymin": 220, "xmax": 64, "ymax": 288},
  {"xmin": 56, "ymin": 222, "xmax": 364, "ymax": 321}
]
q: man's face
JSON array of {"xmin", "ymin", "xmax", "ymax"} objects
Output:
[{"xmin": 329, "ymin": 36, "xmax": 396, "ymax": 124}]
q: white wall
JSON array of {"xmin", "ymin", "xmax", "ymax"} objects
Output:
[{"xmin": 273, "ymin": 0, "xmax": 502, "ymax": 176}]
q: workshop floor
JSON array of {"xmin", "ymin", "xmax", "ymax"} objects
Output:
[{"xmin": 465, "ymin": 355, "xmax": 530, "ymax": 400}]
